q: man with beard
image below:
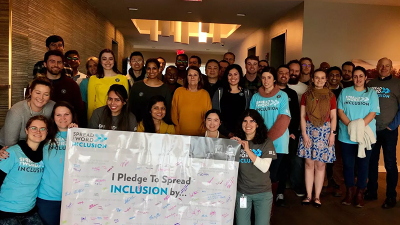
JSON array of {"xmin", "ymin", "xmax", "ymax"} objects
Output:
[
  {"xmin": 32, "ymin": 35, "xmax": 72, "ymax": 78},
  {"xmin": 341, "ymin": 61, "xmax": 355, "ymax": 88},
  {"xmin": 203, "ymin": 59, "xmax": 222, "ymax": 98},
  {"xmin": 43, "ymin": 50, "xmax": 85, "ymax": 126},
  {"xmin": 126, "ymin": 51, "xmax": 146, "ymax": 86},
  {"xmin": 326, "ymin": 66, "xmax": 344, "ymax": 197},
  {"xmin": 366, "ymin": 57, "xmax": 400, "ymax": 209},
  {"xmin": 287, "ymin": 59, "xmax": 307, "ymax": 197},
  {"xmin": 65, "ymin": 50, "xmax": 86, "ymax": 85},
  {"xmin": 175, "ymin": 54, "xmax": 189, "ymax": 85},
  {"xmin": 243, "ymin": 55, "xmax": 262, "ymax": 94},
  {"xmin": 218, "ymin": 60, "xmax": 229, "ymax": 80},
  {"xmin": 258, "ymin": 60, "xmax": 269, "ymax": 74},
  {"xmin": 299, "ymin": 57, "xmax": 314, "ymax": 85},
  {"xmin": 275, "ymin": 65, "xmax": 300, "ymax": 207}
]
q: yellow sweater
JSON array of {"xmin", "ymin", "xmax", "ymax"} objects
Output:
[
  {"xmin": 171, "ymin": 87, "xmax": 211, "ymax": 136},
  {"xmin": 87, "ymin": 75, "xmax": 129, "ymax": 119},
  {"xmin": 137, "ymin": 120, "xmax": 175, "ymax": 134}
]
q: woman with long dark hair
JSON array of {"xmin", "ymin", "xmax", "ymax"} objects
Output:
[
  {"xmin": 0, "ymin": 115, "xmax": 48, "ymax": 224},
  {"xmin": 89, "ymin": 84, "xmax": 137, "ymax": 131},
  {"xmin": 338, "ymin": 66, "xmax": 379, "ymax": 207},
  {"xmin": 232, "ymin": 109, "xmax": 276, "ymax": 225},
  {"xmin": 87, "ymin": 49, "xmax": 129, "ymax": 120},
  {"xmin": 212, "ymin": 64, "xmax": 252, "ymax": 138},
  {"xmin": 137, "ymin": 95, "xmax": 175, "ymax": 134},
  {"xmin": 298, "ymin": 69, "xmax": 337, "ymax": 207}
]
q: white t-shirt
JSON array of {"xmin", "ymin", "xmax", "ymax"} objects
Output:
[{"xmin": 288, "ymin": 82, "xmax": 308, "ymax": 105}]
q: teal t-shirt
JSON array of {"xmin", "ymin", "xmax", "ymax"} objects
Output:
[
  {"xmin": 0, "ymin": 144, "xmax": 44, "ymax": 213},
  {"xmin": 338, "ymin": 87, "xmax": 380, "ymax": 144},
  {"xmin": 38, "ymin": 131, "xmax": 67, "ymax": 201},
  {"xmin": 250, "ymin": 90, "xmax": 291, "ymax": 154}
]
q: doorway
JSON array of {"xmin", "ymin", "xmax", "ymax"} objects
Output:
[
  {"xmin": 248, "ymin": 46, "xmax": 256, "ymax": 57},
  {"xmin": 270, "ymin": 32, "xmax": 286, "ymax": 68}
]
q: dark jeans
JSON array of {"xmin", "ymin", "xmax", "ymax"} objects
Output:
[
  {"xmin": 341, "ymin": 142, "xmax": 373, "ymax": 189},
  {"xmin": 288, "ymin": 132, "xmax": 305, "ymax": 190},
  {"xmin": 36, "ymin": 198, "xmax": 61, "ymax": 225},
  {"xmin": 270, "ymin": 153, "xmax": 284, "ymax": 183},
  {"xmin": 0, "ymin": 212, "xmax": 43, "ymax": 225},
  {"xmin": 367, "ymin": 128, "xmax": 398, "ymax": 198}
]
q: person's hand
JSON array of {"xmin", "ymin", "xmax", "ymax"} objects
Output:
[
  {"xmin": 328, "ymin": 133, "xmax": 335, "ymax": 147},
  {"xmin": 238, "ymin": 140, "xmax": 250, "ymax": 150},
  {"xmin": 68, "ymin": 123, "xmax": 78, "ymax": 129},
  {"xmin": 0, "ymin": 146, "xmax": 9, "ymax": 160},
  {"xmin": 387, "ymin": 127, "xmax": 392, "ymax": 131},
  {"xmin": 303, "ymin": 134, "xmax": 312, "ymax": 149},
  {"xmin": 290, "ymin": 134, "xmax": 296, "ymax": 140},
  {"xmin": 230, "ymin": 136, "xmax": 241, "ymax": 142}
]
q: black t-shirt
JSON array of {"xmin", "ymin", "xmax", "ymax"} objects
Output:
[
  {"xmin": 220, "ymin": 90, "xmax": 246, "ymax": 132},
  {"xmin": 237, "ymin": 138, "xmax": 277, "ymax": 195}
]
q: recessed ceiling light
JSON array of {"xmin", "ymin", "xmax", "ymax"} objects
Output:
[
  {"xmin": 187, "ymin": 11, "xmax": 192, "ymax": 14},
  {"xmin": 128, "ymin": 7, "xmax": 138, "ymax": 11},
  {"xmin": 237, "ymin": 13, "xmax": 246, "ymax": 17},
  {"xmin": 205, "ymin": 49, "xmax": 210, "ymax": 50}
]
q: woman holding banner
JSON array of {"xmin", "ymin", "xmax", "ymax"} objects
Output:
[
  {"xmin": 232, "ymin": 109, "xmax": 277, "ymax": 225},
  {"xmin": 89, "ymin": 84, "xmax": 137, "ymax": 131},
  {"xmin": 137, "ymin": 95, "xmax": 175, "ymax": 134},
  {"xmin": 0, "ymin": 115, "xmax": 48, "ymax": 224}
]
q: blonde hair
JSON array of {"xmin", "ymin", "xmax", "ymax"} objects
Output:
[{"xmin": 85, "ymin": 56, "xmax": 99, "ymax": 76}]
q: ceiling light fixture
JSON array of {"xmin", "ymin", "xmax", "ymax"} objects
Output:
[
  {"xmin": 236, "ymin": 13, "xmax": 245, "ymax": 17},
  {"xmin": 187, "ymin": 11, "xmax": 192, "ymax": 14},
  {"xmin": 128, "ymin": 7, "xmax": 138, "ymax": 11},
  {"xmin": 198, "ymin": 22, "xmax": 207, "ymax": 43}
]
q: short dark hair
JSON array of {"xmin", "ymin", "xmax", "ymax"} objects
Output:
[
  {"xmin": 145, "ymin": 58, "xmax": 160, "ymax": 69},
  {"xmin": 176, "ymin": 54, "xmax": 188, "ymax": 61},
  {"xmin": 222, "ymin": 64, "xmax": 245, "ymax": 92},
  {"xmin": 245, "ymin": 55, "xmax": 259, "ymax": 64},
  {"xmin": 219, "ymin": 59, "xmax": 229, "ymax": 65},
  {"xmin": 205, "ymin": 109, "xmax": 222, "ymax": 122},
  {"xmin": 205, "ymin": 59, "xmax": 220, "ymax": 70},
  {"xmin": 259, "ymin": 60, "xmax": 269, "ymax": 65},
  {"xmin": 130, "ymin": 51, "xmax": 144, "ymax": 60},
  {"xmin": 28, "ymin": 77, "xmax": 53, "ymax": 100},
  {"xmin": 287, "ymin": 59, "xmax": 302, "ymax": 73},
  {"xmin": 97, "ymin": 49, "xmax": 121, "ymax": 78},
  {"xmin": 327, "ymin": 66, "xmax": 342, "ymax": 77},
  {"xmin": 44, "ymin": 50, "xmax": 65, "ymax": 63},
  {"xmin": 261, "ymin": 67, "xmax": 277, "ymax": 81},
  {"xmin": 235, "ymin": 109, "xmax": 268, "ymax": 144},
  {"xmin": 190, "ymin": 55, "xmax": 202, "ymax": 65},
  {"xmin": 224, "ymin": 52, "xmax": 235, "ymax": 60},
  {"xmin": 277, "ymin": 65, "xmax": 290, "ymax": 73},
  {"xmin": 342, "ymin": 61, "xmax": 355, "ymax": 70},
  {"xmin": 183, "ymin": 66, "xmax": 204, "ymax": 90},
  {"xmin": 46, "ymin": 35, "xmax": 64, "ymax": 48},
  {"xmin": 65, "ymin": 50, "xmax": 80, "ymax": 58}
]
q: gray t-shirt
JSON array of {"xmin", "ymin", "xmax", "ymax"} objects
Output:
[
  {"xmin": 0, "ymin": 100, "xmax": 55, "ymax": 146},
  {"xmin": 88, "ymin": 106, "xmax": 137, "ymax": 131},
  {"xmin": 368, "ymin": 76, "xmax": 400, "ymax": 131},
  {"xmin": 237, "ymin": 138, "xmax": 277, "ymax": 195}
]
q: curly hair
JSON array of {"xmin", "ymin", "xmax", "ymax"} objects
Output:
[{"xmin": 234, "ymin": 109, "xmax": 268, "ymax": 144}]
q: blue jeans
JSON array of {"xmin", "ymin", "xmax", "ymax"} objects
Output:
[
  {"xmin": 36, "ymin": 198, "xmax": 61, "ymax": 225},
  {"xmin": 0, "ymin": 212, "xmax": 43, "ymax": 225},
  {"xmin": 367, "ymin": 128, "xmax": 398, "ymax": 198},
  {"xmin": 341, "ymin": 142, "xmax": 373, "ymax": 189},
  {"xmin": 235, "ymin": 191, "xmax": 272, "ymax": 225}
]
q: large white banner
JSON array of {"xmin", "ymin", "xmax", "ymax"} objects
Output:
[{"xmin": 61, "ymin": 128, "xmax": 240, "ymax": 225}]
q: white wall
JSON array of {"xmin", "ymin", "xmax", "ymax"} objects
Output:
[{"xmin": 302, "ymin": 1, "xmax": 400, "ymax": 67}]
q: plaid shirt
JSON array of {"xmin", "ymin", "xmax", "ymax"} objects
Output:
[
  {"xmin": 244, "ymin": 74, "xmax": 262, "ymax": 94},
  {"xmin": 32, "ymin": 60, "xmax": 73, "ymax": 79}
]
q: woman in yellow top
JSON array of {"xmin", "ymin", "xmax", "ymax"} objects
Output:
[
  {"xmin": 137, "ymin": 95, "xmax": 175, "ymax": 134},
  {"xmin": 87, "ymin": 49, "xmax": 129, "ymax": 119},
  {"xmin": 171, "ymin": 66, "xmax": 211, "ymax": 136}
]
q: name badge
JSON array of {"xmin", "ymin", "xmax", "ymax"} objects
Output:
[{"xmin": 240, "ymin": 194, "xmax": 247, "ymax": 208}]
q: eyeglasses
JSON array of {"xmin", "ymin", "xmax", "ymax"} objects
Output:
[
  {"xmin": 132, "ymin": 60, "xmax": 143, "ymax": 64},
  {"xmin": 302, "ymin": 64, "xmax": 312, "ymax": 68},
  {"xmin": 177, "ymin": 60, "xmax": 188, "ymax": 63},
  {"xmin": 28, "ymin": 126, "xmax": 47, "ymax": 132},
  {"xmin": 66, "ymin": 57, "xmax": 79, "ymax": 61}
]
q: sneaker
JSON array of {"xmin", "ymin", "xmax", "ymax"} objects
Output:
[
  {"xmin": 275, "ymin": 194, "xmax": 286, "ymax": 207},
  {"xmin": 293, "ymin": 188, "xmax": 305, "ymax": 197}
]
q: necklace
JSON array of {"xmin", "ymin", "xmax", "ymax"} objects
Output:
[
  {"xmin": 28, "ymin": 101, "xmax": 44, "ymax": 117},
  {"xmin": 205, "ymin": 130, "xmax": 219, "ymax": 138}
]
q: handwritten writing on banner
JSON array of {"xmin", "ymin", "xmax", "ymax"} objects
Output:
[{"xmin": 61, "ymin": 129, "xmax": 240, "ymax": 224}]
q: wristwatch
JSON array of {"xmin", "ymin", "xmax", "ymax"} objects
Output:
[{"xmin": 332, "ymin": 130, "xmax": 337, "ymax": 135}]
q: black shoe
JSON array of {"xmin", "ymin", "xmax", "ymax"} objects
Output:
[
  {"xmin": 382, "ymin": 198, "xmax": 397, "ymax": 209},
  {"xmin": 313, "ymin": 198, "xmax": 322, "ymax": 208},
  {"xmin": 276, "ymin": 196, "xmax": 287, "ymax": 207},
  {"xmin": 293, "ymin": 188, "xmax": 305, "ymax": 197},
  {"xmin": 364, "ymin": 191, "xmax": 378, "ymax": 201},
  {"xmin": 301, "ymin": 197, "xmax": 311, "ymax": 206}
]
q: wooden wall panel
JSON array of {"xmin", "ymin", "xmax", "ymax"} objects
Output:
[
  {"xmin": 0, "ymin": 0, "xmax": 10, "ymax": 126},
  {"xmin": 11, "ymin": 0, "xmax": 130, "ymax": 105}
]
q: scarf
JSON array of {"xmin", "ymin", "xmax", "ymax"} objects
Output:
[{"xmin": 305, "ymin": 87, "xmax": 332, "ymax": 127}]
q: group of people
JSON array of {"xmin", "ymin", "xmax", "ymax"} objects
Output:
[{"xmin": 0, "ymin": 34, "xmax": 399, "ymax": 225}]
